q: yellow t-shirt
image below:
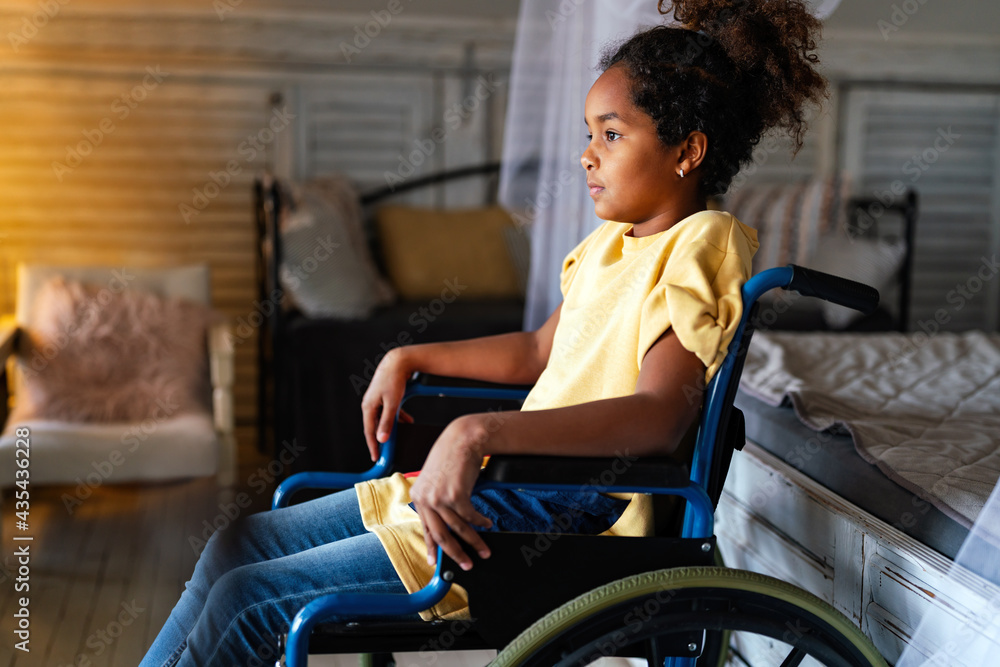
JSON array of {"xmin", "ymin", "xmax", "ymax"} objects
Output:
[
  {"xmin": 523, "ymin": 209, "xmax": 759, "ymax": 409},
  {"xmin": 357, "ymin": 209, "xmax": 758, "ymax": 620}
]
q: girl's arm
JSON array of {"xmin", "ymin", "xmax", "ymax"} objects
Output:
[
  {"xmin": 462, "ymin": 328, "xmax": 704, "ymax": 458},
  {"xmin": 360, "ymin": 304, "xmax": 563, "ymax": 461},
  {"xmin": 392, "ymin": 302, "xmax": 562, "ymax": 385},
  {"xmin": 409, "ymin": 328, "xmax": 706, "ymax": 570}
]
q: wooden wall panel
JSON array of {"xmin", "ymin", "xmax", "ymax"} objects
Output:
[
  {"xmin": 0, "ymin": 71, "xmax": 276, "ymax": 425},
  {"xmin": 0, "ymin": 6, "xmax": 517, "ymax": 451}
]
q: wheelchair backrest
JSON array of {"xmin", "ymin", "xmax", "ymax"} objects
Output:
[
  {"xmin": 692, "ymin": 263, "xmax": 880, "ymax": 510},
  {"xmin": 704, "ymin": 301, "xmax": 759, "ymax": 508}
]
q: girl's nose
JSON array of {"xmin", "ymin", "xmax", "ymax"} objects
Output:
[{"xmin": 580, "ymin": 147, "xmax": 595, "ymax": 170}]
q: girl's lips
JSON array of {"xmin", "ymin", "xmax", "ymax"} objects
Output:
[{"xmin": 589, "ymin": 185, "xmax": 604, "ymax": 196}]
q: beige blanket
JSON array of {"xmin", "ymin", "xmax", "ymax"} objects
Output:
[{"xmin": 739, "ymin": 331, "xmax": 1000, "ymax": 528}]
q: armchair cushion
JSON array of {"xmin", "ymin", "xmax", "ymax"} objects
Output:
[{"xmin": 12, "ymin": 276, "xmax": 221, "ymax": 424}]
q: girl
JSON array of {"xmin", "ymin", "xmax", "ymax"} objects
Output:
[{"xmin": 141, "ymin": 1, "xmax": 828, "ymax": 664}]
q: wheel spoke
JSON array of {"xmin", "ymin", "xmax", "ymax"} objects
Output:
[{"xmin": 779, "ymin": 644, "xmax": 808, "ymax": 667}]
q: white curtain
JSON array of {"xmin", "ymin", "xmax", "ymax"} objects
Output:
[
  {"xmin": 498, "ymin": 0, "xmax": 668, "ymax": 330},
  {"xmin": 499, "ymin": 0, "xmax": 843, "ymax": 330},
  {"xmin": 896, "ymin": 481, "xmax": 1000, "ymax": 666}
]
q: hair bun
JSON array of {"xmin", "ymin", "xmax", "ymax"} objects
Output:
[{"xmin": 660, "ymin": 0, "xmax": 828, "ymax": 149}]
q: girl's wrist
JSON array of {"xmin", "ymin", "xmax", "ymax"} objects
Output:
[
  {"xmin": 386, "ymin": 345, "xmax": 417, "ymax": 376},
  {"xmin": 451, "ymin": 414, "xmax": 492, "ymax": 461}
]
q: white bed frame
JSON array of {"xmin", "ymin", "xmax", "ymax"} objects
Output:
[{"xmin": 715, "ymin": 441, "xmax": 997, "ymax": 666}]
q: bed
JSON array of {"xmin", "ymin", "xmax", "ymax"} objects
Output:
[
  {"xmin": 717, "ymin": 329, "xmax": 1000, "ymax": 665},
  {"xmin": 253, "ymin": 165, "xmax": 528, "ymax": 475}
]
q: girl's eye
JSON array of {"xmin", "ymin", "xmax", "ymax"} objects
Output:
[
  {"xmin": 586, "ymin": 133, "xmax": 593, "ymax": 140},
  {"xmin": 606, "ymin": 131, "xmax": 621, "ymax": 141}
]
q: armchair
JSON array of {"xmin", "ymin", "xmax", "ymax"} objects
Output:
[{"xmin": 0, "ymin": 263, "xmax": 236, "ymax": 489}]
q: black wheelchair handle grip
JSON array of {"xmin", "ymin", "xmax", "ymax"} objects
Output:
[{"xmin": 785, "ymin": 264, "xmax": 880, "ymax": 314}]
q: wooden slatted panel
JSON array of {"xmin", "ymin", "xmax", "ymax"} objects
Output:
[
  {"xmin": 0, "ymin": 8, "xmax": 517, "ymax": 74},
  {"xmin": 841, "ymin": 87, "xmax": 1000, "ymax": 332},
  {"xmin": 0, "ymin": 70, "xmax": 277, "ymax": 427}
]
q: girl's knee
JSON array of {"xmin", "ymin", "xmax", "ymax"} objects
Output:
[
  {"xmin": 199, "ymin": 514, "xmax": 260, "ymax": 567},
  {"xmin": 189, "ymin": 526, "xmax": 245, "ymax": 590},
  {"xmin": 204, "ymin": 566, "xmax": 263, "ymax": 615},
  {"xmin": 199, "ymin": 569, "xmax": 284, "ymax": 665}
]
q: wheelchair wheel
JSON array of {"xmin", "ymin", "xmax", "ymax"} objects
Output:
[{"xmin": 492, "ymin": 566, "xmax": 886, "ymax": 667}]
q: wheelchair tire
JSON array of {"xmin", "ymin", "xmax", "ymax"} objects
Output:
[{"xmin": 491, "ymin": 566, "xmax": 886, "ymax": 667}]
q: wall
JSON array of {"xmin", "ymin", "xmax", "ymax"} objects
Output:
[{"xmin": 0, "ymin": 1, "xmax": 516, "ymax": 443}]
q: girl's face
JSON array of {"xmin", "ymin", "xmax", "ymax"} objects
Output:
[{"xmin": 582, "ymin": 66, "xmax": 681, "ymax": 228}]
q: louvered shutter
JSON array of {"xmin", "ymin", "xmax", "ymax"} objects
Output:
[
  {"xmin": 295, "ymin": 74, "xmax": 434, "ymax": 191},
  {"xmin": 841, "ymin": 87, "xmax": 1000, "ymax": 332},
  {"xmin": 292, "ymin": 70, "xmax": 504, "ymax": 207}
]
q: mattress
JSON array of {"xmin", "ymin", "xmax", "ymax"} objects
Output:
[{"xmin": 734, "ymin": 389, "xmax": 969, "ymax": 559}]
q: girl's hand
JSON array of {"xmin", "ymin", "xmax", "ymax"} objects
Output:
[
  {"xmin": 409, "ymin": 415, "xmax": 494, "ymax": 571},
  {"xmin": 361, "ymin": 349, "xmax": 415, "ymax": 462}
]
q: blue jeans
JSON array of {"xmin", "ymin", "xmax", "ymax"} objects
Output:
[
  {"xmin": 139, "ymin": 488, "xmax": 416, "ymax": 667},
  {"xmin": 141, "ymin": 486, "xmax": 630, "ymax": 666}
]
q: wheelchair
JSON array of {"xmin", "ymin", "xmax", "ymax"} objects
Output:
[{"xmin": 270, "ymin": 265, "xmax": 890, "ymax": 667}]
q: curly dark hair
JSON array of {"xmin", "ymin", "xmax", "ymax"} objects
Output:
[{"xmin": 598, "ymin": 0, "xmax": 829, "ymax": 198}]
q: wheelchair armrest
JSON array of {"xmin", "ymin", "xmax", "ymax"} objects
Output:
[
  {"xmin": 272, "ymin": 374, "xmax": 531, "ymax": 510},
  {"xmin": 0, "ymin": 317, "xmax": 17, "ymax": 428},
  {"xmin": 407, "ymin": 372, "xmax": 532, "ymax": 403},
  {"xmin": 0, "ymin": 316, "xmax": 18, "ymax": 364},
  {"xmin": 207, "ymin": 320, "xmax": 235, "ymax": 437},
  {"xmin": 480, "ymin": 454, "xmax": 691, "ymax": 490},
  {"xmin": 478, "ymin": 454, "xmax": 714, "ymax": 538},
  {"xmin": 272, "ymin": 469, "xmax": 386, "ymax": 510},
  {"xmin": 207, "ymin": 320, "xmax": 237, "ymax": 487},
  {"xmin": 413, "ymin": 372, "xmax": 533, "ymax": 393}
]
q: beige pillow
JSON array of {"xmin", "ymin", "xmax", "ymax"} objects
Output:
[
  {"xmin": 12, "ymin": 276, "xmax": 220, "ymax": 423},
  {"xmin": 375, "ymin": 206, "xmax": 523, "ymax": 300}
]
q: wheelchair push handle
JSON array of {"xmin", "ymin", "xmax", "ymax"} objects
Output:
[{"xmin": 785, "ymin": 264, "xmax": 879, "ymax": 314}]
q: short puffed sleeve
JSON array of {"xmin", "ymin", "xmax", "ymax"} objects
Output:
[
  {"xmin": 638, "ymin": 240, "xmax": 752, "ymax": 384},
  {"xmin": 560, "ymin": 224, "xmax": 604, "ymax": 298}
]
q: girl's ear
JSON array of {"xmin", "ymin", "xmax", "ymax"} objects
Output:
[{"xmin": 678, "ymin": 131, "xmax": 709, "ymax": 174}]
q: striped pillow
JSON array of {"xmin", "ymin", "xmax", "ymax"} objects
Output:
[{"xmin": 725, "ymin": 174, "xmax": 852, "ymax": 275}]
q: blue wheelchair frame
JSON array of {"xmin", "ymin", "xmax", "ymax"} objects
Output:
[{"xmin": 272, "ymin": 265, "xmax": 877, "ymax": 667}]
